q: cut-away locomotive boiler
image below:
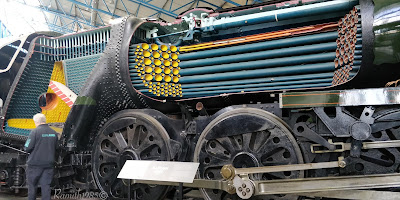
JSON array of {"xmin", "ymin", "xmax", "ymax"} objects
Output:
[{"xmin": 1, "ymin": 0, "xmax": 400, "ymax": 199}]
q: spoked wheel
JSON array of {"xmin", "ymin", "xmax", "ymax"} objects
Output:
[
  {"xmin": 92, "ymin": 110, "xmax": 171, "ymax": 200},
  {"xmin": 193, "ymin": 108, "xmax": 304, "ymax": 200}
]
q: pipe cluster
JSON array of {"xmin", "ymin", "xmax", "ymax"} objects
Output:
[
  {"xmin": 128, "ymin": 43, "xmax": 182, "ymax": 97},
  {"xmin": 175, "ymin": 31, "xmax": 340, "ymax": 98},
  {"xmin": 333, "ymin": 6, "xmax": 361, "ymax": 85},
  {"xmin": 128, "ymin": 2, "xmax": 363, "ymax": 99}
]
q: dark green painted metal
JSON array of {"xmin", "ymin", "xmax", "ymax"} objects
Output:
[
  {"xmin": 280, "ymin": 90, "xmax": 342, "ymax": 108},
  {"xmin": 373, "ymin": 0, "xmax": 400, "ymax": 65}
]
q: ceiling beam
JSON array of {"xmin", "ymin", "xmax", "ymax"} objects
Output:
[
  {"xmin": 36, "ymin": 6, "xmax": 98, "ymax": 27},
  {"xmin": 91, "ymin": 0, "xmax": 99, "ymax": 25},
  {"xmin": 223, "ymin": 0, "xmax": 241, "ymax": 6},
  {"xmin": 65, "ymin": 0, "xmax": 121, "ymax": 18},
  {"xmin": 126, "ymin": 0, "xmax": 178, "ymax": 18},
  {"xmin": 0, "ymin": 20, "xmax": 12, "ymax": 38}
]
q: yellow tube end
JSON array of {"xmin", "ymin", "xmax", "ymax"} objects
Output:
[
  {"xmin": 173, "ymin": 68, "xmax": 179, "ymax": 75},
  {"xmin": 164, "ymin": 60, "xmax": 171, "ymax": 66},
  {"xmin": 154, "ymin": 59, "xmax": 161, "ymax": 66},
  {"xmin": 162, "ymin": 52, "xmax": 169, "ymax": 59},
  {"xmin": 164, "ymin": 68, "xmax": 171, "ymax": 74},
  {"xmin": 141, "ymin": 43, "xmax": 149, "ymax": 50},
  {"xmin": 151, "ymin": 44, "xmax": 158, "ymax": 50},
  {"xmin": 161, "ymin": 45, "xmax": 168, "ymax": 51},
  {"xmin": 170, "ymin": 46, "xmax": 177, "ymax": 52},
  {"xmin": 171, "ymin": 53, "xmax": 178, "ymax": 60},
  {"xmin": 172, "ymin": 61, "xmax": 179, "ymax": 67},
  {"xmin": 143, "ymin": 51, "xmax": 151, "ymax": 57},
  {"xmin": 155, "ymin": 75, "xmax": 162, "ymax": 81},
  {"xmin": 164, "ymin": 75, "xmax": 172, "ymax": 82},
  {"xmin": 173, "ymin": 76, "xmax": 179, "ymax": 83},
  {"xmin": 154, "ymin": 67, "xmax": 162, "ymax": 74},
  {"xmin": 145, "ymin": 66, "xmax": 152, "ymax": 73},
  {"xmin": 144, "ymin": 58, "xmax": 152, "ymax": 65},
  {"xmin": 153, "ymin": 52, "xmax": 160, "ymax": 58}
]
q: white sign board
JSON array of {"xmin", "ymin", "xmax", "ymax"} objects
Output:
[{"xmin": 117, "ymin": 160, "xmax": 199, "ymax": 183}]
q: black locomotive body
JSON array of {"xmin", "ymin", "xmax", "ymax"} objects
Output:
[{"xmin": 1, "ymin": 0, "xmax": 400, "ymax": 199}]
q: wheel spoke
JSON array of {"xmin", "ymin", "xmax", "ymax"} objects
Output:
[
  {"xmin": 101, "ymin": 148, "xmax": 119, "ymax": 159},
  {"xmin": 241, "ymin": 132, "xmax": 253, "ymax": 151},
  {"xmin": 132, "ymin": 125, "xmax": 149, "ymax": 149},
  {"xmin": 205, "ymin": 139, "xmax": 231, "ymax": 160},
  {"xmin": 114, "ymin": 131, "xmax": 128, "ymax": 149},
  {"xmin": 93, "ymin": 112, "xmax": 171, "ymax": 200},
  {"xmin": 202, "ymin": 153, "xmax": 231, "ymax": 167},
  {"xmin": 248, "ymin": 130, "xmax": 272, "ymax": 153},
  {"xmin": 216, "ymin": 137, "xmax": 237, "ymax": 154},
  {"xmin": 126, "ymin": 125, "xmax": 136, "ymax": 146},
  {"xmin": 194, "ymin": 109, "xmax": 304, "ymax": 200}
]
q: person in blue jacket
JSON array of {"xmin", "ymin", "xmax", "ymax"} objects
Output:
[{"xmin": 24, "ymin": 113, "xmax": 58, "ymax": 200}]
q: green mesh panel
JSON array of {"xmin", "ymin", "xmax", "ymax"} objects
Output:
[
  {"xmin": 4, "ymin": 125, "xmax": 31, "ymax": 136},
  {"xmin": 4, "ymin": 55, "xmax": 54, "ymax": 136},
  {"xmin": 63, "ymin": 53, "xmax": 102, "ymax": 94}
]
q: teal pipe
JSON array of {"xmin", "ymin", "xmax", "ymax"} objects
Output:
[
  {"xmin": 181, "ymin": 72, "xmax": 334, "ymax": 89},
  {"xmin": 178, "ymin": 31, "xmax": 338, "ymax": 60},
  {"xmin": 180, "ymin": 52, "xmax": 336, "ymax": 76},
  {"xmin": 179, "ymin": 42, "xmax": 337, "ymax": 68},
  {"xmin": 180, "ymin": 62, "xmax": 334, "ymax": 83},
  {"xmin": 352, "ymin": 65, "xmax": 360, "ymax": 71},
  {"xmin": 183, "ymin": 78, "xmax": 333, "ymax": 92},
  {"xmin": 183, "ymin": 82, "xmax": 332, "ymax": 97},
  {"xmin": 206, "ymin": 0, "xmax": 358, "ymax": 31}
]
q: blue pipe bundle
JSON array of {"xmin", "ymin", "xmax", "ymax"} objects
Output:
[{"xmin": 128, "ymin": 1, "xmax": 362, "ymax": 99}]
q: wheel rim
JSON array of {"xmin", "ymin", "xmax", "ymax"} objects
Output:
[
  {"xmin": 193, "ymin": 108, "xmax": 304, "ymax": 200},
  {"xmin": 92, "ymin": 111, "xmax": 171, "ymax": 199}
]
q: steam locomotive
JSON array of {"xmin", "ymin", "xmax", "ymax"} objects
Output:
[{"xmin": 1, "ymin": 0, "xmax": 400, "ymax": 199}]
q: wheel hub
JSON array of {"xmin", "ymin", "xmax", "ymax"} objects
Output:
[
  {"xmin": 232, "ymin": 152, "xmax": 259, "ymax": 168},
  {"xmin": 194, "ymin": 108, "xmax": 304, "ymax": 200},
  {"xmin": 120, "ymin": 149, "xmax": 139, "ymax": 167},
  {"xmin": 92, "ymin": 111, "xmax": 171, "ymax": 200}
]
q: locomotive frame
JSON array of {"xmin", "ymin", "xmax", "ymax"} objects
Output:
[{"xmin": 1, "ymin": 0, "xmax": 400, "ymax": 199}]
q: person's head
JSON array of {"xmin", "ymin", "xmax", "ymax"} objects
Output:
[{"xmin": 33, "ymin": 113, "xmax": 46, "ymax": 127}]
